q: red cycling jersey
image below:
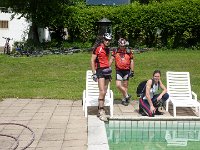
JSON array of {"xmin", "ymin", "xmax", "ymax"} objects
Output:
[
  {"xmin": 112, "ymin": 48, "xmax": 133, "ymax": 70},
  {"xmin": 93, "ymin": 44, "xmax": 110, "ymax": 69}
]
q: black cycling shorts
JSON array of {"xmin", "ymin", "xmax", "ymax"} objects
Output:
[
  {"xmin": 116, "ymin": 70, "xmax": 130, "ymax": 81},
  {"xmin": 96, "ymin": 68, "xmax": 111, "ymax": 80}
]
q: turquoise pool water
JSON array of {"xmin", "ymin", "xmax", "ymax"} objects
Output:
[{"xmin": 106, "ymin": 119, "xmax": 200, "ymax": 150}]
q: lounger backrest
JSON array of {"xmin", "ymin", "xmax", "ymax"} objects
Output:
[
  {"xmin": 167, "ymin": 71, "xmax": 192, "ymax": 100},
  {"xmin": 86, "ymin": 70, "xmax": 110, "ymax": 98}
]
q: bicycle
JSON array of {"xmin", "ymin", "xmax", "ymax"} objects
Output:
[{"xmin": 2, "ymin": 37, "xmax": 12, "ymax": 55}]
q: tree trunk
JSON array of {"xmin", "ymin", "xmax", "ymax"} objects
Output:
[
  {"xmin": 173, "ymin": 30, "xmax": 184, "ymax": 48},
  {"xmin": 28, "ymin": 23, "xmax": 40, "ymax": 46},
  {"xmin": 160, "ymin": 29, "xmax": 169, "ymax": 47}
]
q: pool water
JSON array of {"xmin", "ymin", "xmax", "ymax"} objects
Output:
[{"xmin": 106, "ymin": 120, "xmax": 200, "ymax": 150}]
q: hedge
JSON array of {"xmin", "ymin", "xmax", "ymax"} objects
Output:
[{"xmin": 64, "ymin": 0, "xmax": 200, "ymax": 48}]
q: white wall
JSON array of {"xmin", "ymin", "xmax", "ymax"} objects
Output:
[{"xmin": 0, "ymin": 12, "xmax": 30, "ymax": 49}]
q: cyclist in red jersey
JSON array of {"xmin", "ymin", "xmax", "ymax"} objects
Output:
[
  {"xmin": 109, "ymin": 38, "xmax": 135, "ymax": 106},
  {"xmin": 91, "ymin": 33, "xmax": 112, "ymax": 121}
]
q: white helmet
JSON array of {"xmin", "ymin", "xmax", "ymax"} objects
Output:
[
  {"xmin": 103, "ymin": 33, "xmax": 112, "ymax": 40},
  {"xmin": 125, "ymin": 41, "xmax": 129, "ymax": 46},
  {"xmin": 118, "ymin": 38, "xmax": 127, "ymax": 46}
]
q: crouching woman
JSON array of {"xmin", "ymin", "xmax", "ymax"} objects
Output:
[{"xmin": 139, "ymin": 70, "xmax": 169, "ymax": 117}]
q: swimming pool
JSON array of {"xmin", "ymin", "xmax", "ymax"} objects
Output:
[{"xmin": 106, "ymin": 118, "xmax": 200, "ymax": 150}]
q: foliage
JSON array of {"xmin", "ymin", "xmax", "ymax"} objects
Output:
[
  {"xmin": 2, "ymin": 0, "xmax": 78, "ymax": 45},
  {"xmin": 64, "ymin": 0, "xmax": 200, "ymax": 48},
  {"xmin": 2, "ymin": 0, "xmax": 200, "ymax": 48}
]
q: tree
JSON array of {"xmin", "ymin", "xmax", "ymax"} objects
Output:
[{"xmin": 2, "ymin": 0, "xmax": 84, "ymax": 46}]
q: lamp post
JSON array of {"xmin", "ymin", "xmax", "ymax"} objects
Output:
[
  {"xmin": 97, "ymin": 18, "xmax": 112, "ymax": 36},
  {"xmin": 92, "ymin": 18, "xmax": 112, "ymax": 49}
]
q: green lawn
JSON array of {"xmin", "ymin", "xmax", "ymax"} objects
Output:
[{"xmin": 0, "ymin": 50, "xmax": 199, "ymax": 100}]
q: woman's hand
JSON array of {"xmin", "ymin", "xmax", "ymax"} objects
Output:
[
  {"xmin": 150, "ymin": 105, "xmax": 156, "ymax": 114},
  {"xmin": 157, "ymin": 95, "xmax": 162, "ymax": 101}
]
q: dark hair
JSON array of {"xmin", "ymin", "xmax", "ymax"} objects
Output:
[
  {"xmin": 92, "ymin": 35, "xmax": 104, "ymax": 51},
  {"xmin": 153, "ymin": 70, "xmax": 161, "ymax": 76}
]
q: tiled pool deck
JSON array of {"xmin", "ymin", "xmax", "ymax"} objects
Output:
[{"xmin": 0, "ymin": 98, "xmax": 199, "ymax": 150}]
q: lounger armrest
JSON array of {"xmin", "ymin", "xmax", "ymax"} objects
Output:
[
  {"xmin": 192, "ymin": 91, "xmax": 197, "ymax": 100},
  {"xmin": 110, "ymin": 90, "xmax": 114, "ymax": 102},
  {"xmin": 82, "ymin": 90, "xmax": 86, "ymax": 110},
  {"xmin": 166, "ymin": 98, "xmax": 171, "ymax": 112},
  {"xmin": 83, "ymin": 90, "xmax": 86, "ymax": 98}
]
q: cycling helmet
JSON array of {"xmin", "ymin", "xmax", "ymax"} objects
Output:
[
  {"xmin": 103, "ymin": 33, "xmax": 112, "ymax": 40},
  {"xmin": 125, "ymin": 41, "xmax": 129, "ymax": 46},
  {"xmin": 118, "ymin": 38, "xmax": 127, "ymax": 46}
]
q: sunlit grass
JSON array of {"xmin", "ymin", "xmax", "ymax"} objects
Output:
[{"xmin": 0, "ymin": 49, "xmax": 199, "ymax": 100}]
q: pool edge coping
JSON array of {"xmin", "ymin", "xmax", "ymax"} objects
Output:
[
  {"xmin": 87, "ymin": 115, "xmax": 109, "ymax": 150},
  {"xmin": 87, "ymin": 115, "xmax": 200, "ymax": 150}
]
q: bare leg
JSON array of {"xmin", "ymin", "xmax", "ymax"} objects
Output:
[
  {"xmin": 116, "ymin": 80, "xmax": 131, "ymax": 106},
  {"xmin": 123, "ymin": 80, "xmax": 128, "ymax": 94},
  {"xmin": 98, "ymin": 78, "xmax": 108, "ymax": 108},
  {"xmin": 97, "ymin": 78, "xmax": 109, "ymax": 121},
  {"xmin": 116, "ymin": 80, "xmax": 128, "ymax": 98}
]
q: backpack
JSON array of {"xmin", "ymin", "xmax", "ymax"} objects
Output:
[{"xmin": 136, "ymin": 79, "xmax": 159, "ymax": 97}]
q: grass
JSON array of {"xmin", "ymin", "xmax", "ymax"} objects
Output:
[{"xmin": 0, "ymin": 49, "xmax": 200, "ymax": 100}]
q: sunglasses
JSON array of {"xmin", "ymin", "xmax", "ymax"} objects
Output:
[{"xmin": 104, "ymin": 39, "xmax": 111, "ymax": 42}]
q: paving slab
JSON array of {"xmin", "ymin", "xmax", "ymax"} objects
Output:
[
  {"xmin": 0, "ymin": 99, "xmax": 87, "ymax": 150},
  {"xmin": 1, "ymin": 98, "xmax": 199, "ymax": 150}
]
